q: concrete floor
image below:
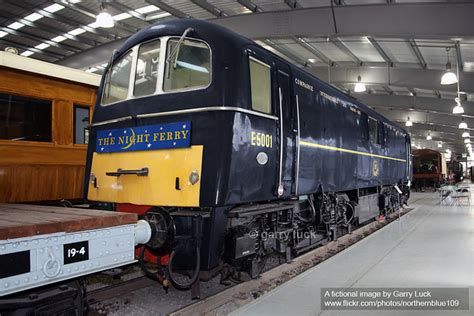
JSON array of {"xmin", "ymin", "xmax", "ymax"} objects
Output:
[{"xmin": 232, "ymin": 192, "xmax": 474, "ymax": 316}]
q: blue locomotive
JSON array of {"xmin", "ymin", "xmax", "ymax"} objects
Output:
[{"xmin": 85, "ymin": 19, "xmax": 411, "ymax": 290}]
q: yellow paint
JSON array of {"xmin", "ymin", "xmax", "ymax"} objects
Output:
[
  {"xmin": 300, "ymin": 141, "xmax": 406, "ymax": 162},
  {"xmin": 87, "ymin": 145, "xmax": 203, "ymax": 207}
]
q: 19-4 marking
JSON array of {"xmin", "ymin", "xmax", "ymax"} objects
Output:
[{"xmin": 63, "ymin": 241, "xmax": 89, "ymax": 264}]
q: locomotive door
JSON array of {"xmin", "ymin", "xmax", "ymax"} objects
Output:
[{"xmin": 275, "ymin": 61, "xmax": 297, "ymax": 196}]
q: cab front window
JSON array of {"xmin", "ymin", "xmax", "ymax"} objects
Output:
[
  {"xmin": 163, "ymin": 39, "xmax": 211, "ymax": 92},
  {"xmin": 134, "ymin": 39, "xmax": 161, "ymax": 97},
  {"xmin": 100, "ymin": 37, "xmax": 211, "ymax": 106},
  {"xmin": 101, "ymin": 50, "xmax": 133, "ymax": 105}
]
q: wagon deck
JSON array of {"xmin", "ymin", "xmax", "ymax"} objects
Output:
[
  {"xmin": 0, "ymin": 203, "xmax": 137, "ymax": 240},
  {"xmin": 0, "ymin": 203, "xmax": 144, "ymax": 297}
]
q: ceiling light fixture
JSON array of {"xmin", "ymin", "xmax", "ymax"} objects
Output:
[
  {"xmin": 96, "ymin": 3, "xmax": 114, "ymax": 28},
  {"xmin": 452, "ymin": 99, "xmax": 464, "ymax": 114},
  {"xmin": 405, "ymin": 116, "xmax": 413, "ymax": 127},
  {"xmin": 462, "ymin": 130, "xmax": 470, "ymax": 138},
  {"xmin": 459, "ymin": 118, "xmax": 468, "ymax": 129},
  {"xmin": 438, "ymin": 142, "xmax": 442, "ymax": 148},
  {"xmin": 354, "ymin": 75, "xmax": 366, "ymax": 93},
  {"xmin": 441, "ymin": 47, "xmax": 458, "ymax": 85},
  {"xmin": 464, "ymin": 138, "xmax": 470, "ymax": 144},
  {"xmin": 426, "ymin": 131, "xmax": 432, "ymax": 140}
]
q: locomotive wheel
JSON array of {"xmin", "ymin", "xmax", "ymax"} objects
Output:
[{"xmin": 144, "ymin": 207, "xmax": 176, "ymax": 255}]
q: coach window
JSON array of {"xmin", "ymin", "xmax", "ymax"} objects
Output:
[
  {"xmin": 368, "ymin": 117, "xmax": 378, "ymax": 144},
  {"xmin": 74, "ymin": 105, "xmax": 90, "ymax": 144},
  {"xmin": 102, "ymin": 50, "xmax": 133, "ymax": 105},
  {"xmin": 134, "ymin": 39, "xmax": 160, "ymax": 97},
  {"xmin": 0, "ymin": 93, "xmax": 52, "ymax": 142},
  {"xmin": 249, "ymin": 57, "xmax": 271, "ymax": 114},
  {"xmin": 163, "ymin": 39, "xmax": 211, "ymax": 91}
]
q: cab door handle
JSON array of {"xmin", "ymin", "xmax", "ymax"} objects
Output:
[{"xmin": 106, "ymin": 167, "xmax": 149, "ymax": 177}]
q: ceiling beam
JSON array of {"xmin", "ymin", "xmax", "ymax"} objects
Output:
[
  {"xmin": 309, "ymin": 66, "xmax": 474, "ymax": 94},
  {"xmin": 145, "ymin": 0, "xmax": 190, "ymax": 18},
  {"xmin": 237, "ymin": 0, "xmax": 263, "ymax": 13},
  {"xmin": 56, "ymin": 38, "xmax": 126, "ymax": 69},
  {"xmin": 263, "ymin": 39, "xmax": 307, "ymax": 66},
  {"xmin": 0, "ymin": 11, "xmax": 95, "ymax": 48},
  {"xmin": 367, "ymin": 37, "xmax": 393, "ymax": 66},
  {"xmin": 3, "ymin": 1, "xmax": 116, "ymax": 42},
  {"xmin": 356, "ymin": 94, "xmax": 474, "ymax": 118},
  {"xmin": 0, "ymin": 26, "xmax": 79, "ymax": 54},
  {"xmin": 51, "ymin": 0, "xmax": 140, "ymax": 35},
  {"xmin": 455, "ymin": 41, "xmax": 463, "ymax": 71},
  {"xmin": 330, "ymin": 38, "xmax": 361, "ymax": 64},
  {"xmin": 0, "ymin": 38, "xmax": 64, "ymax": 60},
  {"xmin": 407, "ymin": 39, "xmax": 427, "ymax": 69},
  {"xmin": 107, "ymin": 2, "xmax": 146, "ymax": 21},
  {"xmin": 294, "ymin": 37, "xmax": 331, "ymax": 64},
  {"xmin": 191, "ymin": 0, "xmax": 228, "ymax": 17},
  {"xmin": 284, "ymin": 0, "xmax": 302, "ymax": 9},
  {"xmin": 211, "ymin": 3, "xmax": 474, "ymax": 40}
]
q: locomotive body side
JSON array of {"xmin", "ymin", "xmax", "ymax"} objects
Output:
[{"xmin": 84, "ymin": 20, "xmax": 411, "ymax": 284}]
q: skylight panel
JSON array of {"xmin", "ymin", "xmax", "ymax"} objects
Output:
[
  {"xmin": 44, "ymin": 4, "xmax": 64, "ymax": 13},
  {"xmin": 8, "ymin": 22, "xmax": 24, "ymax": 30},
  {"xmin": 21, "ymin": 50, "xmax": 34, "ymax": 57},
  {"xmin": 24, "ymin": 13, "xmax": 43, "ymax": 22},
  {"xmin": 113, "ymin": 13, "xmax": 132, "ymax": 21},
  {"xmin": 51, "ymin": 35, "xmax": 67, "ymax": 42},
  {"xmin": 68, "ymin": 28, "xmax": 86, "ymax": 36},
  {"xmin": 35, "ymin": 43, "xmax": 51, "ymax": 50},
  {"xmin": 135, "ymin": 5, "xmax": 159, "ymax": 14}
]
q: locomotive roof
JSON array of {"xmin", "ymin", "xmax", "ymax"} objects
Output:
[{"xmin": 115, "ymin": 19, "xmax": 407, "ymax": 136}]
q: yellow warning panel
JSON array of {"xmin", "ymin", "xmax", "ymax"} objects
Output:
[{"xmin": 87, "ymin": 146, "xmax": 203, "ymax": 207}]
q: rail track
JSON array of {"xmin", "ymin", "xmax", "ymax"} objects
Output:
[
  {"xmin": 84, "ymin": 206, "xmax": 413, "ymax": 315},
  {"xmin": 171, "ymin": 206, "xmax": 414, "ymax": 316}
]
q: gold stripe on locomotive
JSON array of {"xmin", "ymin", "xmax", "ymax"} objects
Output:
[
  {"xmin": 300, "ymin": 141, "xmax": 407, "ymax": 162},
  {"xmin": 87, "ymin": 145, "xmax": 203, "ymax": 207}
]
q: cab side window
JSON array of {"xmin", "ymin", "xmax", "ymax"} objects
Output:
[
  {"xmin": 249, "ymin": 57, "xmax": 271, "ymax": 114},
  {"xmin": 368, "ymin": 117, "xmax": 378, "ymax": 144}
]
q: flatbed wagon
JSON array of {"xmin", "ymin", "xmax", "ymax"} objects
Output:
[{"xmin": 0, "ymin": 203, "xmax": 151, "ymax": 314}]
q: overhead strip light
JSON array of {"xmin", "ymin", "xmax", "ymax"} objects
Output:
[{"xmin": 0, "ymin": 31, "xmax": 7, "ymax": 38}]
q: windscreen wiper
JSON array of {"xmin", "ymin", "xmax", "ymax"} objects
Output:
[{"xmin": 166, "ymin": 27, "xmax": 194, "ymax": 71}]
